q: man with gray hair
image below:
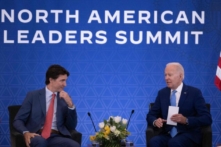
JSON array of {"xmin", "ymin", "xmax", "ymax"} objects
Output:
[{"xmin": 147, "ymin": 62, "xmax": 212, "ymax": 147}]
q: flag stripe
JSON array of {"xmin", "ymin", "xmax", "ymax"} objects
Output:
[
  {"xmin": 215, "ymin": 75, "xmax": 221, "ymax": 91},
  {"xmin": 215, "ymin": 51, "xmax": 221, "ymax": 90},
  {"xmin": 218, "ymin": 52, "xmax": 221, "ymax": 68},
  {"xmin": 216, "ymin": 66, "xmax": 221, "ymax": 80}
]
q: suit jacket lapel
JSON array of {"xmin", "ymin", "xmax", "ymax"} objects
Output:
[
  {"xmin": 165, "ymin": 88, "xmax": 171, "ymax": 106},
  {"xmin": 178, "ymin": 84, "xmax": 188, "ymax": 107},
  {"xmin": 39, "ymin": 88, "xmax": 46, "ymax": 116}
]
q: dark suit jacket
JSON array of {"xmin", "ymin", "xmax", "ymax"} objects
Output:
[
  {"xmin": 13, "ymin": 88, "xmax": 77, "ymax": 137},
  {"xmin": 147, "ymin": 84, "xmax": 212, "ymax": 144}
]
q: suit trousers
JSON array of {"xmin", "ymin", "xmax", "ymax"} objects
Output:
[
  {"xmin": 30, "ymin": 134, "xmax": 80, "ymax": 147},
  {"xmin": 149, "ymin": 133, "xmax": 199, "ymax": 147}
]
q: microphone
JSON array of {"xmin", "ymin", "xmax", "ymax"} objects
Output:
[
  {"xmin": 87, "ymin": 112, "xmax": 97, "ymax": 132},
  {"xmin": 126, "ymin": 110, "xmax": 134, "ymax": 129},
  {"xmin": 121, "ymin": 110, "xmax": 135, "ymax": 147}
]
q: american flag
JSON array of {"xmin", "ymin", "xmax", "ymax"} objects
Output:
[{"xmin": 215, "ymin": 51, "xmax": 221, "ymax": 90}]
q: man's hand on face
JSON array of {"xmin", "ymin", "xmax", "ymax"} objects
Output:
[
  {"xmin": 170, "ymin": 114, "xmax": 186, "ymax": 124},
  {"xmin": 154, "ymin": 118, "xmax": 167, "ymax": 128},
  {"xmin": 59, "ymin": 90, "xmax": 74, "ymax": 108},
  {"xmin": 23, "ymin": 132, "xmax": 40, "ymax": 147}
]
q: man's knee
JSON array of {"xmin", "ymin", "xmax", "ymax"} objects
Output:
[
  {"xmin": 30, "ymin": 136, "xmax": 47, "ymax": 147},
  {"xmin": 149, "ymin": 136, "xmax": 160, "ymax": 147},
  {"xmin": 168, "ymin": 139, "xmax": 181, "ymax": 147},
  {"xmin": 168, "ymin": 137, "xmax": 197, "ymax": 147},
  {"xmin": 63, "ymin": 139, "xmax": 80, "ymax": 147},
  {"xmin": 69, "ymin": 141, "xmax": 80, "ymax": 147}
]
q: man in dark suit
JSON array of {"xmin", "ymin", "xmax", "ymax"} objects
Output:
[
  {"xmin": 13, "ymin": 64, "xmax": 80, "ymax": 147},
  {"xmin": 147, "ymin": 62, "xmax": 212, "ymax": 147}
]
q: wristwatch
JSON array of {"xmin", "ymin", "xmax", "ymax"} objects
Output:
[{"xmin": 185, "ymin": 118, "xmax": 189, "ymax": 125}]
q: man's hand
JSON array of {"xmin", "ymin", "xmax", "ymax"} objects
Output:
[
  {"xmin": 59, "ymin": 91, "xmax": 74, "ymax": 108},
  {"xmin": 23, "ymin": 132, "xmax": 40, "ymax": 147},
  {"xmin": 154, "ymin": 118, "xmax": 167, "ymax": 128},
  {"xmin": 171, "ymin": 114, "xmax": 187, "ymax": 124}
]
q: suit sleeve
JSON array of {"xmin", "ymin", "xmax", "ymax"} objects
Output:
[
  {"xmin": 13, "ymin": 92, "xmax": 33, "ymax": 133},
  {"xmin": 65, "ymin": 107, "xmax": 78, "ymax": 130},
  {"xmin": 187, "ymin": 89, "xmax": 212, "ymax": 127},
  {"xmin": 146, "ymin": 91, "xmax": 162, "ymax": 127}
]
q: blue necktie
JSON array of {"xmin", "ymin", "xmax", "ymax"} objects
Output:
[{"xmin": 170, "ymin": 90, "xmax": 177, "ymax": 137}]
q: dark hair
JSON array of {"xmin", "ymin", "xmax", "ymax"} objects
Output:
[{"xmin": 45, "ymin": 64, "xmax": 70, "ymax": 85}]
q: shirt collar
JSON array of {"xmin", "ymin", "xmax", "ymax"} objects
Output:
[
  {"xmin": 171, "ymin": 82, "xmax": 183, "ymax": 93},
  {"xmin": 45, "ymin": 86, "xmax": 57, "ymax": 97}
]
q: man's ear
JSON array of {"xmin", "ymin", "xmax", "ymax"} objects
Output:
[
  {"xmin": 49, "ymin": 78, "xmax": 53, "ymax": 83},
  {"xmin": 180, "ymin": 73, "xmax": 184, "ymax": 80}
]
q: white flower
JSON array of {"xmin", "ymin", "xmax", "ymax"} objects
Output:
[
  {"xmin": 110, "ymin": 126, "xmax": 116, "ymax": 132},
  {"xmin": 114, "ymin": 130, "xmax": 120, "ymax": 136},
  {"xmin": 99, "ymin": 122, "xmax": 104, "ymax": 129},
  {"xmin": 122, "ymin": 118, "xmax": 128, "ymax": 125},
  {"xmin": 114, "ymin": 116, "xmax": 121, "ymax": 123}
]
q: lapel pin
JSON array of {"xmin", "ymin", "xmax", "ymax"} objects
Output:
[{"xmin": 184, "ymin": 92, "xmax": 187, "ymax": 94}]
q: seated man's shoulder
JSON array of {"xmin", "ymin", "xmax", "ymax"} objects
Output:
[
  {"xmin": 186, "ymin": 85, "xmax": 201, "ymax": 92},
  {"xmin": 27, "ymin": 88, "xmax": 44, "ymax": 95},
  {"xmin": 158, "ymin": 87, "xmax": 170, "ymax": 92}
]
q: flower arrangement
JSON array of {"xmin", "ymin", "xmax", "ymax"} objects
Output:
[{"xmin": 90, "ymin": 116, "xmax": 130, "ymax": 147}]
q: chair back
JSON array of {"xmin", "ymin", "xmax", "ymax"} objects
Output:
[
  {"xmin": 8, "ymin": 105, "xmax": 21, "ymax": 134},
  {"xmin": 205, "ymin": 103, "xmax": 210, "ymax": 112}
]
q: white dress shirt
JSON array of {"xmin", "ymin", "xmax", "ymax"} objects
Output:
[
  {"xmin": 45, "ymin": 87, "xmax": 58, "ymax": 130},
  {"xmin": 171, "ymin": 82, "xmax": 183, "ymax": 106}
]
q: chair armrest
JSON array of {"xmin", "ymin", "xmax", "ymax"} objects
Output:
[
  {"xmin": 201, "ymin": 126, "xmax": 212, "ymax": 147},
  {"xmin": 69, "ymin": 129, "xmax": 82, "ymax": 145},
  {"xmin": 146, "ymin": 126, "xmax": 162, "ymax": 147},
  {"xmin": 11, "ymin": 131, "xmax": 26, "ymax": 147},
  {"xmin": 146, "ymin": 126, "xmax": 155, "ymax": 143}
]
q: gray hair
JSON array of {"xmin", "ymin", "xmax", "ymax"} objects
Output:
[{"xmin": 166, "ymin": 62, "xmax": 185, "ymax": 80}]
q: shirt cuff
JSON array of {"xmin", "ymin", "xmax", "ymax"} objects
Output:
[
  {"xmin": 23, "ymin": 131, "xmax": 29, "ymax": 134},
  {"xmin": 68, "ymin": 104, "xmax": 75, "ymax": 110},
  {"xmin": 153, "ymin": 120, "xmax": 157, "ymax": 126}
]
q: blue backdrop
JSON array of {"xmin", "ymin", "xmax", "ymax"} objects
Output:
[{"xmin": 0, "ymin": 0, "xmax": 221, "ymax": 147}]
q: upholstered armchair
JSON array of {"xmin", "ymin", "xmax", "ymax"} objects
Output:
[
  {"xmin": 8, "ymin": 105, "xmax": 82, "ymax": 147},
  {"xmin": 146, "ymin": 103, "xmax": 212, "ymax": 147}
]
